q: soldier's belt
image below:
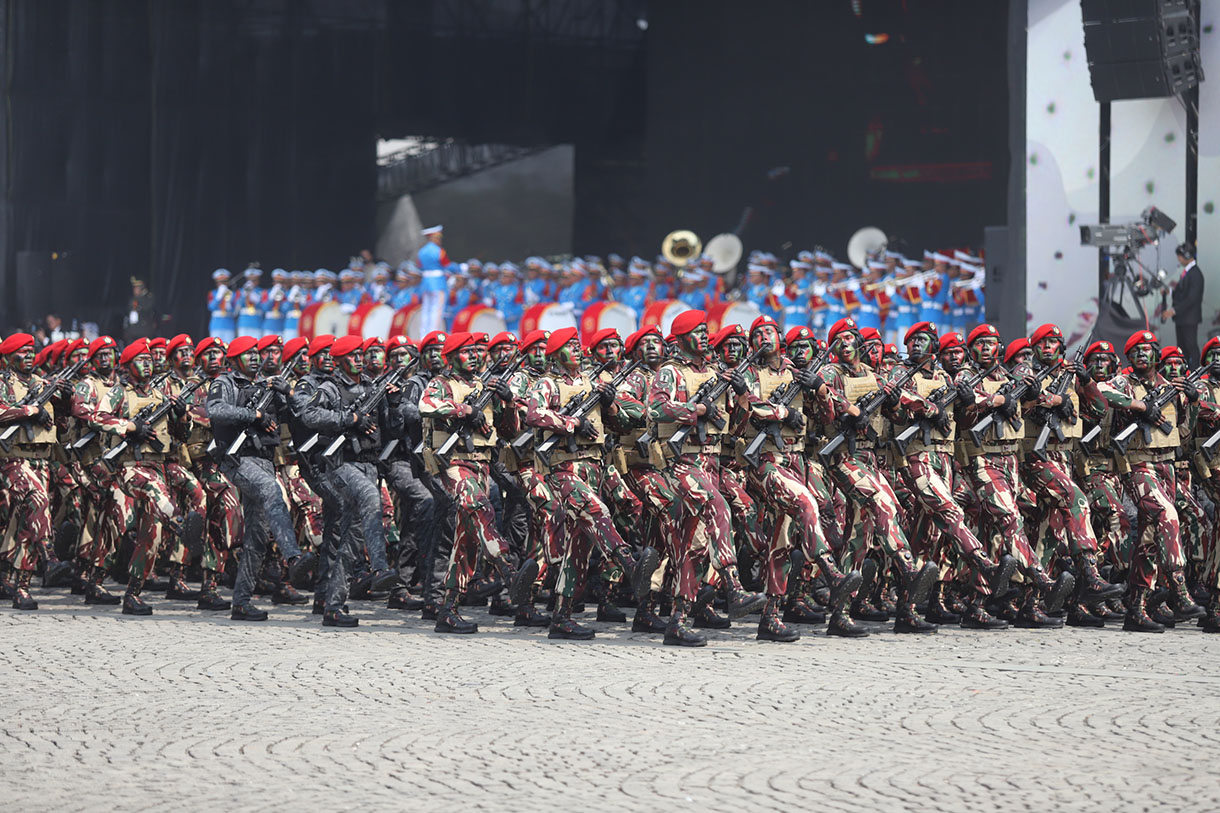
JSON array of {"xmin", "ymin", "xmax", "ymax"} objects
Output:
[
  {"xmin": 1128, "ymin": 449, "xmax": 1174, "ymax": 465},
  {"xmin": 0, "ymin": 445, "xmax": 52, "ymax": 460}
]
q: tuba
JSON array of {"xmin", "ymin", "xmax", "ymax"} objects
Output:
[{"xmin": 661, "ymin": 230, "xmax": 702, "ymax": 268}]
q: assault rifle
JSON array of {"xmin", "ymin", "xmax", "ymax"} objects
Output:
[
  {"xmin": 818, "ymin": 358, "xmax": 924, "ymax": 460},
  {"xmin": 222, "ymin": 374, "xmax": 294, "ymax": 458},
  {"xmin": 666, "ymin": 347, "xmax": 767, "ymax": 458},
  {"xmin": 741, "ymin": 347, "xmax": 831, "ymax": 469},
  {"xmin": 968, "ymin": 363, "xmax": 1048, "ymax": 447},
  {"xmin": 431, "ymin": 356, "xmax": 526, "ymax": 468},
  {"xmin": 892, "ymin": 362, "xmax": 998, "ymax": 457},
  {"xmin": 318, "ymin": 362, "xmax": 416, "ymax": 464},
  {"xmin": 1111, "ymin": 361, "xmax": 1214, "ymax": 455},
  {"xmin": 1030, "ymin": 340, "xmax": 1090, "ymax": 457},
  {"xmin": 534, "ymin": 359, "xmax": 643, "ymax": 468},
  {"xmin": 0, "ymin": 357, "xmax": 88, "ymax": 450},
  {"xmin": 101, "ymin": 377, "xmax": 205, "ymax": 464},
  {"xmin": 372, "ymin": 362, "xmax": 424, "ymax": 463},
  {"xmin": 507, "ymin": 360, "xmax": 613, "ymax": 461}
]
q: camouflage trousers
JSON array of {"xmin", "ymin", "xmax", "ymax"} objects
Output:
[
  {"xmin": 666, "ymin": 453, "xmax": 736, "ymax": 597},
  {"xmin": 1084, "ymin": 468, "xmax": 1127, "ymax": 568},
  {"xmin": 544, "ymin": 457, "xmax": 629, "ymax": 599},
  {"xmin": 826, "ymin": 447, "xmax": 909, "ymax": 569},
  {"xmin": 625, "ymin": 464, "xmax": 682, "ymax": 595},
  {"xmin": 601, "ymin": 461, "xmax": 644, "ymax": 534},
  {"xmin": 277, "ymin": 462, "xmax": 323, "ymax": 551},
  {"xmin": 1122, "ymin": 459, "xmax": 1184, "ymax": 590},
  {"xmin": 1198, "ymin": 467, "xmax": 1220, "ymax": 589},
  {"xmin": 112, "ymin": 460, "xmax": 178, "ymax": 582},
  {"xmin": 193, "ymin": 459, "xmax": 240, "ymax": 572},
  {"xmin": 788, "ymin": 454, "xmax": 848, "ymax": 583},
  {"xmin": 961, "ymin": 452, "xmax": 1039, "ymax": 575},
  {"xmin": 1174, "ymin": 463, "xmax": 1209, "ymax": 566},
  {"xmin": 0, "ymin": 456, "xmax": 53, "ymax": 572},
  {"xmin": 518, "ymin": 463, "xmax": 563, "ymax": 587},
  {"xmin": 55, "ymin": 460, "xmax": 108, "ymax": 564},
  {"xmin": 164, "ymin": 461, "xmax": 206, "ymax": 567},
  {"xmin": 1019, "ymin": 449, "xmax": 1098, "ymax": 561},
  {"xmin": 717, "ymin": 458, "xmax": 767, "ymax": 562},
  {"xmin": 744, "ymin": 450, "xmax": 826, "ymax": 597},
  {"xmin": 900, "ymin": 450, "xmax": 991, "ymax": 595},
  {"xmin": 436, "ymin": 457, "xmax": 510, "ymax": 593}
]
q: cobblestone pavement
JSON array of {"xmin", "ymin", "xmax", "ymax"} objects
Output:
[{"xmin": 2, "ymin": 590, "xmax": 1218, "ymax": 813}]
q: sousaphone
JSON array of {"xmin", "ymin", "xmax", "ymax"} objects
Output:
[{"xmin": 662, "ymin": 230, "xmax": 702, "ymax": 268}]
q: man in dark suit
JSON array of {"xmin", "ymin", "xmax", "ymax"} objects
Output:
[{"xmin": 1166, "ymin": 245, "xmax": 1205, "ymax": 366}]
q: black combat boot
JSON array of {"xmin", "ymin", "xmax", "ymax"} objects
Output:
[
  {"xmin": 1200, "ymin": 596, "xmax": 1220, "ymax": 633},
  {"xmin": 893, "ymin": 573, "xmax": 937, "ymax": 634},
  {"xmin": 40, "ymin": 549, "xmax": 75, "ymax": 589},
  {"xmin": 1168, "ymin": 570, "xmax": 1206, "ymax": 619},
  {"xmin": 165, "ymin": 565, "xmax": 201, "ymax": 601},
  {"xmin": 288, "ymin": 552, "xmax": 318, "ymax": 590},
  {"xmin": 814, "ymin": 551, "xmax": 863, "ymax": 614},
  {"xmin": 196, "ymin": 570, "xmax": 230, "ymax": 611},
  {"xmin": 596, "ymin": 596, "xmax": 627, "ymax": 623},
  {"xmin": 1015, "ymin": 587, "xmax": 1063, "ymax": 628},
  {"xmin": 693, "ymin": 600, "xmax": 731, "ymax": 629},
  {"xmin": 664, "ymin": 598, "xmax": 707, "ymax": 646},
  {"xmin": 312, "ymin": 596, "xmax": 326, "ymax": 615},
  {"xmin": 1123, "ymin": 587, "xmax": 1165, "ymax": 633},
  {"xmin": 435, "ymin": 589, "xmax": 478, "ymax": 634},
  {"xmin": 489, "ymin": 594, "xmax": 518, "ymax": 617},
  {"xmin": 632, "ymin": 593, "xmax": 668, "ymax": 633},
  {"xmin": 514, "ymin": 585, "xmax": 552, "ymax": 628},
  {"xmin": 1065, "ymin": 599, "xmax": 1105, "ymax": 627},
  {"xmin": 386, "ymin": 587, "xmax": 425, "ymax": 611},
  {"xmin": 1025, "ymin": 564, "xmax": 1074, "ymax": 615},
  {"xmin": 1075, "ymin": 552, "xmax": 1123, "ymax": 601},
  {"xmin": 757, "ymin": 595, "xmax": 800, "ymax": 642},
  {"xmin": 894, "ymin": 552, "xmax": 938, "ymax": 613},
  {"xmin": 369, "ymin": 567, "xmax": 401, "ymax": 593},
  {"xmin": 230, "ymin": 603, "xmax": 268, "ymax": 621},
  {"xmin": 83, "ymin": 566, "xmax": 121, "ymax": 606},
  {"xmin": 826, "ymin": 604, "xmax": 870, "ymax": 637},
  {"xmin": 122, "ymin": 577, "xmax": 152, "ymax": 616},
  {"xmin": 11, "ymin": 570, "xmax": 38, "ymax": 610},
  {"xmin": 548, "ymin": 596, "xmax": 595, "ymax": 640},
  {"xmin": 850, "ymin": 558, "xmax": 886, "ymax": 621},
  {"xmin": 322, "ymin": 605, "xmax": 359, "ymax": 628},
  {"xmin": 783, "ymin": 593, "xmax": 826, "ymax": 625},
  {"xmin": 612, "ymin": 546, "xmax": 660, "ymax": 602},
  {"xmin": 925, "ymin": 581, "xmax": 960, "ymax": 624},
  {"xmin": 272, "ymin": 582, "xmax": 309, "ymax": 605},
  {"xmin": 720, "ymin": 565, "xmax": 767, "ymax": 618},
  {"xmin": 960, "ymin": 601, "xmax": 1007, "ymax": 630}
]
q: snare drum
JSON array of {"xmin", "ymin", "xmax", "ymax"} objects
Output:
[
  {"xmin": 579, "ymin": 301, "xmax": 638, "ymax": 338},
  {"xmin": 519, "ymin": 302, "xmax": 578, "ymax": 334},
  {"xmin": 390, "ymin": 303, "xmax": 424, "ymax": 340},
  {"xmin": 348, "ymin": 302, "xmax": 395, "ymax": 340},
  {"xmin": 705, "ymin": 300, "xmax": 762, "ymax": 333},
  {"xmin": 451, "ymin": 304, "xmax": 508, "ymax": 336},
  {"xmin": 640, "ymin": 299, "xmax": 692, "ymax": 337},
  {"xmin": 298, "ymin": 301, "xmax": 347, "ymax": 340}
]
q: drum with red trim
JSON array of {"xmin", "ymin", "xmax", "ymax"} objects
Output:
[
  {"xmin": 390, "ymin": 303, "xmax": 423, "ymax": 340},
  {"xmin": 347, "ymin": 302, "xmax": 395, "ymax": 340},
  {"xmin": 451, "ymin": 304, "xmax": 507, "ymax": 335},
  {"xmin": 706, "ymin": 300, "xmax": 762, "ymax": 333},
  {"xmin": 640, "ymin": 299, "xmax": 692, "ymax": 337},
  {"xmin": 298, "ymin": 301, "xmax": 347, "ymax": 341},
  {"xmin": 519, "ymin": 302, "xmax": 577, "ymax": 334},
  {"xmin": 579, "ymin": 301, "xmax": 638, "ymax": 338}
]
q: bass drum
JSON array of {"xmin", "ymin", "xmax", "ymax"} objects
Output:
[
  {"xmin": 519, "ymin": 302, "xmax": 577, "ymax": 334},
  {"xmin": 348, "ymin": 302, "xmax": 395, "ymax": 340},
  {"xmin": 706, "ymin": 300, "xmax": 762, "ymax": 333},
  {"xmin": 390, "ymin": 303, "xmax": 424, "ymax": 341},
  {"xmin": 579, "ymin": 301, "xmax": 638, "ymax": 339},
  {"xmin": 640, "ymin": 299, "xmax": 692, "ymax": 337},
  {"xmin": 298, "ymin": 301, "xmax": 347, "ymax": 340},
  {"xmin": 451, "ymin": 304, "xmax": 508, "ymax": 336}
]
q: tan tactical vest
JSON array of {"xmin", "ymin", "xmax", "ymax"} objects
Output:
[
  {"xmin": 755, "ymin": 364, "xmax": 804, "ymax": 453},
  {"xmin": 428, "ymin": 377, "xmax": 496, "ymax": 459},
  {"xmin": 898, "ymin": 371, "xmax": 954, "ymax": 455},
  {"xmin": 119, "ymin": 387, "xmax": 172, "ymax": 459},
  {"xmin": 542, "ymin": 374, "xmax": 603, "ymax": 466},
  {"xmin": 841, "ymin": 369, "xmax": 885, "ymax": 449},
  {"xmin": 960, "ymin": 376, "xmax": 1022, "ymax": 458},
  {"xmin": 4, "ymin": 374, "xmax": 56, "ymax": 456},
  {"xmin": 72, "ymin": 375, "xmax": 112, "ymax": 464},
  {"xmin": 1126, "ymin": 379, "xmax": 1179, "ymax": 462},
  {"xmin": 1022, "ymin": 367, "xmax": 1081, "ymax": 452},
  {"xmin": 655, "ymin": 365, "xmax": 722, "ymax": 456},
  {"xmin": 623, "ymin": 370, "xmax": 662, "ymax": 469}
]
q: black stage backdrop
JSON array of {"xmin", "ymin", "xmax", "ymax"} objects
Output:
[{"xmin": 0, "ymin": 0, "xmax": 1007, "ymax": 336}]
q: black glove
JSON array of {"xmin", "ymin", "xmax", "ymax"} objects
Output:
[
  {"xmin": 494, "ymin": 378, "xmax": 513, "ymax": 402},
  {"xmin": 257, "ymin": 413, "xmax": 276, "ymax": 433},
  {"xmin": 796, "ymin": 368, "xmax": 824, "ymax": 391},
  {"xmin": 1075, "ymin": 365, "xmax": 1091, "ymax": 386},
  {"xmin": 130, "ymin": 420, "xmax": 153, "ymax": 443},
  {"xmin": 781, "ymin": 408, "xmax": 804, "ymax": 431},
  {"xmin": 356, "ymin": 413, "xmax": 375, "ymax": 432},
  {"xmin": 169, "ymin": 396, "xmax": 187, "ymax": 418},
  {"xmin": 1021, "ymin": 375, "xmax": 1042, "ymax": 401},
  {"xmin": 596, "ymin": 381, "xmax": 615, "ymax": 406},
  {"xmin": 955, "ymin": 381, "xmax": 976, "ymax": 403},
  {"xmin": 1142, "ymin": 404, "xmax": 1163, "ymax": 426},
  {"xmin": 998, "ymin": 397, "xmax": 1019, "ymax": 420},
  {"xmin": 35, "ymin": 406, "xmax": 53, "ymax": 428},
  {"xmin": 934, "ymin": 409, "xmax": 953, "ymax": 434},
  {"xmin": 55, "ymin": 379, "xmax": 74, "ymax": 398},
  {"xmin": 728, "ymin": 370, "xmax": 748, "ymax": 396},
  {"xmin": 704, "ymin": 403, "xmax": 724, "ymax": 427},
  {"xmin": 882, "ymin": 384, "xmax": 902, "ymax": 408},
  {"xmin": 577, "ymin": 417, "xmax": 599, "ymax": 440},
  {"xmin": 1183, "ymin": 380, "xmax": 1200, "ymax": 403},
  {"xmin": 269, "ymin": 377, "xmax": 291, "ymax": 395}
]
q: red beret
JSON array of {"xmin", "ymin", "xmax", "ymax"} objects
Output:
[
  {"xmin": 709, "ymin": 324, "xmax": 745, "ymax": 349},
  {"xmin": 283, "ymin": 336, "xmax": 310, "ymax": 361},
  {"xmin": 0, "ymin": 332, "xmax": 35, "ymax": 355},
  {"xmin": 1124, "ymin": 329, "xmax": 1159, "ymax": 356},
  {"xmin": 966, "ymin": 323, "xmax": 1000, "ymax": 346},
  {"xmin": 308, "ymin": 334, "xmax": 336, "ymax": 357},
  {"xmin": 226, "ymin": 335, "xmax": 259, "ymax": 359},
  {"xmin": 166, "ymin": 333, "xmax": 193, "ymax": 354},
  {"xmin": 938, "ymin": 332, "xmax": 965, "ymax": 352},
  {"xmin": 583, "ymin": 327, "xmax": 619, "ymax": 350},
  {"xmin": 1003, "ymin": 338, "xmax": 1031, "ymax": 364},
  {"xmin": 903, "ymin": 321, "xmax": 936, "ymax": 345},
  {"xmin": 489, "ymin": 331, "xmax": 518, "ymax": 349},
  {"xmin": 385, "ymin": 335, "xmax": 413, "ymax": 353},
  {"xmin": 442, "ymin": 331, "xmax": 475, "ymax": 356},
  {"xmin": 194, "ymin": 337, "xmax": 222, "ymax": 359},
  {"xmin": 1083, "ymin": 340, "xmax": 1115, "ymax": 360},
  {"xmin": 749, "ymin": 315, "xmax": 780, "ymax": 336},
  {"xmin": 120, "ymin": 338, "xmax": 151, "ymax": 365},
  {"xmin": 785, "ymin": 326, "xmax": 815, "ymax": 345},
  {"xmin": 519, "ymin": 329, "xmax": 550, "ymax": 352},
  {"xmin": 670, "ymin": 309, "xmax": 706, "ymax": 336},
  {"xmin": 883, "ymin": 343, "xmax": 899, "ymax": 357},
  {"xmin": 1203, "ymin": 336, "xmax": 1220, "ymax": 359},
  {"xmin": 47, "ymin": 339, "xmax": 68, "ymax": 365},
  {"xmin": 87, "ymin": 336, "xmax": 118, "ymax": 360},
  {"xmin": 257, "ymin": 335, "xmax": 282, "ymax": 351},
  {"xmin": 33, "ymin": 347, "xmax": 50, "ymax": 367},
  {"xmin": 330, "ymin": 335, "xmax": 365, "ymax": 358},
  {"xmin": 1029, "ymin": 323, "xmax": 1062, "ymax": 346},
  {"xmin": 362, "ymin": 337, "xmax": 383, "ymax": 352},
  {"xmin": 860, "ymin": 327, "xmax": 882, "ymax": 343},
  {"xmin": 827, "ymin": 318, "xmax": 859, "ymax": 346},
  {"xmin": 419, "ymin": 330, "xmax": 448, "ymax": 351},
  {"xmin": 1159, "ymin": 345, "xmax": 1184, "ymax": 363},
  {"xmin": 65, "ymin": 337, "xmax": 88, "ymax": 359},
  {"xmin": 546, "ymin": 326, "xmax": 579, "ymax": 355},
  {"xmin": 470, "ymin": 332, "xmax": 489, "ymax": 345},
  {"xmin": 148, "ymin": 337, "xmax": 167, "ymax": 350},
  {"xmin": 624, "ymin": 326, "xmax": 661, "ymax": 355}
]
